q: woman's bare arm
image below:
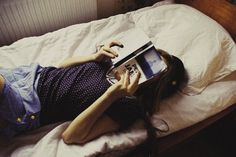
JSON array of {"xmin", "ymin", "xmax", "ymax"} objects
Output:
[
  {"xmin": 0, "ymin": 75, "xmax": 5, "ymax": 129},
  {"xmin": 61, "ymin": 89, "xmax": 119, "ymax": 144},
  {"xmin": 58, "ymin": 41, "xmax": 122, "ymax": 68},
  {"xmin": 0, "ymin": 75, "xmax": 4, "ymax": 95},
  {"xmin": 61, "ymin": 71, "xmax": 140, "ymax": 144},
  {"xmin": 58, "ymin": 55, "xmax": 95, "ymax": 68}
]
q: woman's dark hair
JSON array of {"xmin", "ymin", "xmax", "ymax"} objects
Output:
[{"xmin": 135, "ymin": 49, "xmax": 188, "ymax": 156}]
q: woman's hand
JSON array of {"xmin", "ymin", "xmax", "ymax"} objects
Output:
[
  {"xmin": 93, "ymin": 41, "xmax": 123, "ymax": 62},
  {"xmin": 58, "ymin": 41, "xmax": 123, "ymax": 68},
  {"xmin": 107, "ymin": 70, "xmax": 141, "ymax": 99}
]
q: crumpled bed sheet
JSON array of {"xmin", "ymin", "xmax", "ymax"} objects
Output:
[{"xmin": 0, "ymin": 1, "xmax": 236, "ymax": 157}]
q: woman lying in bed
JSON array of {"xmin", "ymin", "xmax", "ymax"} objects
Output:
[{"xmin": 0, "ymin": 41, "xmax": 186, "ymax": 145}]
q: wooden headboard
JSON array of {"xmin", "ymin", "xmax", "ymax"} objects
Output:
[{"xmin": 175, "ymin": 0, "xmax": 236, "ymax": 41}]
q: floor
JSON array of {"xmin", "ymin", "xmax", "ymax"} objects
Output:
[{"xmin": 123, "ymin": 109, "xmax": 236, "ymax": 157}]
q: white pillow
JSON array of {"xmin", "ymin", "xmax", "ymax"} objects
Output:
[
  {"xmin": 1, "ymin": 4, "xmax": 235, "ymax": 96},
  {"xmin": 132, "ymin": 4, "xmax": 236, "ymax": 95}
]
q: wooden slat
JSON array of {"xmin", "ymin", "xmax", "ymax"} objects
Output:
[{"xmin": 0, "ymin": 0, "xmax": 97, "ymax": 47}]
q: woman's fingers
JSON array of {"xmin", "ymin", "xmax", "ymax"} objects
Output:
[
  {"xmin": 128, "ymin": 71, "xmax": 141, "ymax": 94},
  {"xmin": 97, "ymin": 41, "xmax": 123, "ymax": 60},
  {"xmin": 112, "ymin": 70, "xmax": 140, "ymax": 97},
  {"xmin": 102, "ymin": 47, "xmax": 118, "ymax": 57},
  {"xmin": 114, "ymin": 70, "xmax": 121, "ymax": 80},
  {"xmin": 109, "ymin": 41, "xmax": 124, "ymax": 48},
  {"xmin": 101, "ymin": 50, "xmax": 116, "ymax": 59},
  {"xmin": 122, "ymin": 70, "xmax": 140, "ymax": 95},
  {"xmin": 134, "ymin": 71, "xmax": 141, "ymax": 84},
  {"xmin": 123, "ymin": 70, "xmax": 130, "ymax": 87},
  {"xmin": 119, "ymin": 72, "xmax": 125, "ymax": 84}
]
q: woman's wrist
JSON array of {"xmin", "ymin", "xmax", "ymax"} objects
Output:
[
  {"xmin": 90, "ymin": 54, "xmax": 97, "ymax": 62},
  {"xmin": 105, "ymin": 86, "xmax": 121, "ymax": 102}
]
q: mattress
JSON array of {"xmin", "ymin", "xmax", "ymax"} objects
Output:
[{"xmin": 0, "ymin": 2, "xmax": 236, "ymax": 157}]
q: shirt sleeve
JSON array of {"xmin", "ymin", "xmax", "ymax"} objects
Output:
[{"xmin": 105, "ymin": 97, "xmax": 141, "ymax": 130}]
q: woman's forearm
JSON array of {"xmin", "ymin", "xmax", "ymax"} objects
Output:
[
  {"xmin": 58, "ymin": 55, "xmax": 95, "ymax": 68},
  {"xmin": 61, "ymin": 89, "xmax": 116, "ymax": 143},
  {"xmin": 61, "ymin": 70, "xmax": 140, "ymax": 144},
  {"xmin": 59, "ymin": 41, "xmax": 121, "ymax": 68}
]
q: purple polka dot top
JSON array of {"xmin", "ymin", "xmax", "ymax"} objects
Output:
[{"xmin": 37, "ymin": 61, "xmax": 140, "ymax": 129}]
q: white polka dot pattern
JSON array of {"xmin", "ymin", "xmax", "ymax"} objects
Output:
[{"xmin": 37, "ymin": 62, "xmax": 140, "ymax": 128}]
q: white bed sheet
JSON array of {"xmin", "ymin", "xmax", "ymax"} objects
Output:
[{"xmin": 0, "ymin": 2, "xmax": 236, "ymax": 157}]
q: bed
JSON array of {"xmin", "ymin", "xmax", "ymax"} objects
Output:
[{"xmin": 0, "ymin": 0, "xmax": 236, "ymax": 157}]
